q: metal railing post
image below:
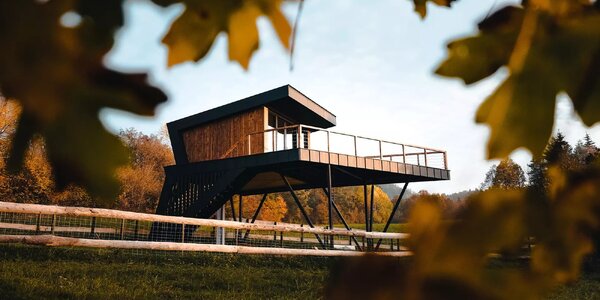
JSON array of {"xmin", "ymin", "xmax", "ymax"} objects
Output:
[
  {"xmin": 424, "ymin": 149, "xmax": 428, "ymax": 167},
  {"xmin": 247, "ymin": 135, "xmax": 251, "ymax": 155},
  {"xmin": 284, "ymin": 127, "xmax": 287, "ymax": 150},
  {"xmin": 402, "ymin": 144, "xmax": 406, "ymax": 164},
  {"xmin": 297, "ymin": 125, "xmax": 301, "ymax": 148},
  {"xmin": 354, "ymin": 136, "xmax": 358, "ymax": 156},
  {"xmin": 444, "ymin": 152, "xmax": 448, "ymax": 169}
]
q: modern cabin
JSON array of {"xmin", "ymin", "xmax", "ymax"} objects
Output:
[{"xmin": 154, "ymin": 85, "xmax": 450, "ymax": 246}]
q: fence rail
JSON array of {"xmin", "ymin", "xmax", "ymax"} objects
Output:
[{"xmin": 0, "ymin": 202, "xmax": 410, "ymax": 257}]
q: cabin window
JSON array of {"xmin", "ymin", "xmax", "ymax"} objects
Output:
[{"xmin": 266, "ymin": 110, "xmax": 296, "ymax": 151}]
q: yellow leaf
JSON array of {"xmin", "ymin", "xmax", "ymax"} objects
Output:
[
  {"xmin": 227, "ymin": 3, "xmax": 261, "ymax": 69},
  {"xmin": 160, "ymin": 0, "xmax": 291, "ymax": 69}
]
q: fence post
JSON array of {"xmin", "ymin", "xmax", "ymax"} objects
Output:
[
  {"xmin": 35, "ymin": 214, "xmax": 41, "ymax": 234},
  {"xmin": 300, "ymin": 223, "xmax": 304, "ymax": 243},
  {"xmin": 134, "ymin": 220, "xmax": 139, "ymax": 240},
  {"xmin": 120, "ymin": 219, "xmax": 125, "ymax": 240},
  {"xmin": 51, "ymin": 214, "xmax": 56, "ymax": 235},
  {"xmin": 279, "ymin": 232, "xmax": 283, "ymax": 248},
  {"xmin": 90, "ymin": 217, "xmax": 96, "ymax": 237},
  {"xmin": 273, "ymin": 222, "xmax": 277, "ymax": 241},
  {"xmin": 181, "ymin": 224, "xmax": 186, "ymax": 243}
]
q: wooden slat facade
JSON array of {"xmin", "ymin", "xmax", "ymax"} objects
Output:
[{"xmin": 182, "ymin": 107, "xmax": 267, "ymax": 162}]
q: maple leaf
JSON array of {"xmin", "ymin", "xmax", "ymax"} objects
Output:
[
  {"xmin": 0, "ymin": 1, "xmax": 166, "ymax": 205},
  {"xmin": 412, "ymin": 0, "xmax": 457, "ymax": 19},
  {"xmin": 436, "ymin": 2, "xmax": 600, "ymax": 158},
  {"xmin": 156, "ymin": 0, "xmax": 292, "ymax": 69}
]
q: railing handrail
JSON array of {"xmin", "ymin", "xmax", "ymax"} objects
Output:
[{"xmin": 219, "ymin": 124, "xmax": 448, "ymax": 169}]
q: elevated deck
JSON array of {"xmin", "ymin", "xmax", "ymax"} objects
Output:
[
  {"xmin": 165, "ymin": 148, "xmax": 449, "ymax": 196},
  {"xmin": 157, "ymin": 124, "xmax": 450, "ymax": 220}
]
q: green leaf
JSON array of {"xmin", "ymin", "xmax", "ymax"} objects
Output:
[{"xmin": 161, "ymin": 0, "xmax": 291, "ymax": 69}]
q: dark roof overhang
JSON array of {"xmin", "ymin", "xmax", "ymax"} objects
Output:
[{"xmin": 167, "ymin": 85, "xmax": 336, "ymax": 132}]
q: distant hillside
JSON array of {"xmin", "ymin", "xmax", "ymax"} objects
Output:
[
  {"xmin": 446, "ymin": 189, "xmax": 478, "ymax": 201},
  {"xmin": 378, "ymin": 184, "xmax": 415, "ymax": 200},
  {"xmin": 379, "ymin": 184, "xmax": 477, "ymax": 202}
]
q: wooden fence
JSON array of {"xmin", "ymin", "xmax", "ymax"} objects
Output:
[{"xmin": 0, "ymin": 202, "xmax": 411, "ymax": 257}]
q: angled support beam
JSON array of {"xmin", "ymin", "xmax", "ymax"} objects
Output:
[
  {"xmin": 229, "ymin": 197, "xmax": 236, "ymax": 222},
  {"xmin": 332, "ymin": 165, "xmax": 363, "ymax": 182},
  {"xmin": 375, "ymin": 182, "xmax": 409, "ymax": 250},
  {"xmin": 243, "ymin": 193, "xmax": 268, "ymax": 240},
  {"xmin": 322, "ymin": 188, "xmax": 362, "ymax": 251},
  {"xmin": 280, "ymin": 174, "xmax": 326, "ymax": 249}
]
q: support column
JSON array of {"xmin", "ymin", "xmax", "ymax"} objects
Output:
[
  {"xmin": 215, "ymin": 207, "xmax": 225, "ymax": 245},
  {"xmin": 327, "ymin": 164, "xmax": 334, "ymax": 249},
  {"xmin": 322, "ymin": 188, "xmax": 362, "ymax": 251},
  {"xmin": 363, "ymin": 185, "xmax": 369, "ymax": 232},
  {"xmin": 238, "ymin": 194, "xmax": 243, "ymax": 222},
  {"xmin": 369, "ymin": 184, "xmax": 375, "ymax": 233}
]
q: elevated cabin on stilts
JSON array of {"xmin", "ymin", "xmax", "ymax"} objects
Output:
[{"xmin": 153, "ymin": 85, "xmax": 450, "ymax": 250}]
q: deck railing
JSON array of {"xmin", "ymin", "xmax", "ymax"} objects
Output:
[{"xmin": 220, "ymin": 124, "xmax": 448, "ymax": 170}]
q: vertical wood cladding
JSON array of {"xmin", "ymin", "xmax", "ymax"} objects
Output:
[{"xmin": 182, "ymin": 107, "xmax": 266, "ymax": 162}]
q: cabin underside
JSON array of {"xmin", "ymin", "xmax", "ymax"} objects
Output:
[{"xmin": 155, "ymin": 149, "xmax": 449, "ymax": 219}]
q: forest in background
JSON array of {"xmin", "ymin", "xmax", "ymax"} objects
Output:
[{"xmin": 1, "ymin": 98, "xmax": 598, "ymax": 226}]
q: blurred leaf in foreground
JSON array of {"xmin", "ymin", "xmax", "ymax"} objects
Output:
[
  {"xmin": 156, "ymin": 0, "xmax": 291, "ymax": 69},
  {"xmin": 436, "ymin": 1, "xmax": 600, "ymax": 159},
  {"xmin": 0, "ymin": 1, "xmax": 166, "ymax": 205},
  {"xmin": 412, "ymin": 0, "xmax": 458, "ymax": 18}
]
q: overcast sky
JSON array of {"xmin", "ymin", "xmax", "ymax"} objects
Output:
[{"xmin": 102, "ymin": 0, "xmax": 600, "ymax": 194}]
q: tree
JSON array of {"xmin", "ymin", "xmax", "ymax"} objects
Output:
[
  {"xmin": 574, "ymin": 133, "xmax": 599, "ymax": 167},
  {"xmin": 227, "ymin": 194, "xmax": 288, "ymax": 222},
  {"xmin": 480, "ymin": 158, "xmax": 526, "ymax": 190},
  {"xmin": 526, "ymin": 158, "xmax": 547, "ymax": 194},
  {"xmin": 116, "ymin": 128, "xmax": 174, "ymax": 212}
]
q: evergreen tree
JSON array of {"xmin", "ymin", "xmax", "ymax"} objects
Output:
[
  {"xmin": 527, "ymin": 159, "xmax": 547, "ymax": 194},
  {"xmin": 574, "ymin": 133, "xmax": 599, "ymax": 166},
  {"xmin": 543, "ymin": 132, "xmax": 576, "ymax": 171}
]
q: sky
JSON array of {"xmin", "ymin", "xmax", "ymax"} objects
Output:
[{"xmin": 102, "ymin": 0, "xmax": 600, "ymax": 194}]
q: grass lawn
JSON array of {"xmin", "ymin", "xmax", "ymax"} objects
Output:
[
  {"xmin": 0, "ymin": 244, "xmax": 335, "ymax": 299},
  {"xmin": 0, "ymin": 244, "xmax": 598, "ymax": 299}
]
